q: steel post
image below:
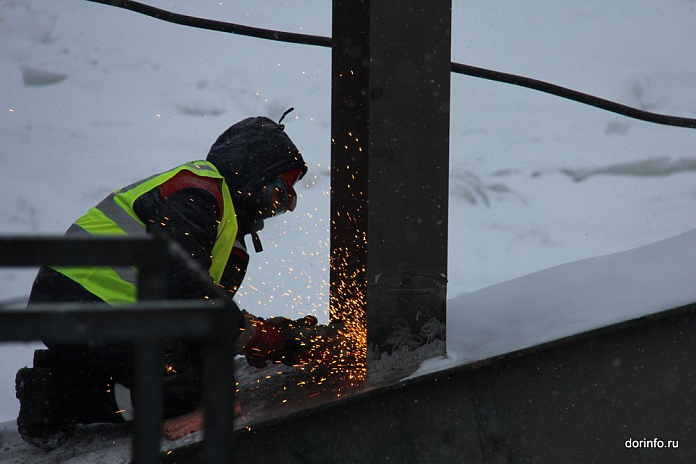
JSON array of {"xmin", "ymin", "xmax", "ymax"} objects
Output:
[
  {"xmin": 331, "ymin": 0, "xmax": 451, "ymax": 382},
  {"xmin": 330, "ymin": 0, "xmax": 372, "ymax": 378},
  {"xmin": 202, "ymin": 320, "xmax": 236, "ymax": 464},
  {"xmin": 132, "ymin": 241, "xmax": 168, "ymax": 464}
]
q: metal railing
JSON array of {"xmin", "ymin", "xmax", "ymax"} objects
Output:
[{"xmin": 0, "ymin": 234, "xmax": 241, "ymax": 464}]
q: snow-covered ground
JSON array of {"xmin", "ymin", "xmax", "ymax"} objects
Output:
[
  {"xmin": 413, "ymin": 228, "xmax": 696, "ymax": 377},
  {"xmin": 1, "ymin": 0, "xmax": 696, "ymax": 428}
]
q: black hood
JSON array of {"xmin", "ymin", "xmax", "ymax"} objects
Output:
[{"xmin": 206, "ymin": 116, "xmax": 307, "ymax": 197}]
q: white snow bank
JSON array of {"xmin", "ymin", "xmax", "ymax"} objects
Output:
[{"xmin": 413, "ymin": 228, "xmax": 696, "ymax": 377}]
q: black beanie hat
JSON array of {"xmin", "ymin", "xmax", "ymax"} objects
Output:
[{"xmin": 206, "ymin": 116, "xmax": 307, "ymax": 197}]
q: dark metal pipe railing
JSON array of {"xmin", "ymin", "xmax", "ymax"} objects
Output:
[
  {"xmin": 0, "ymin": 235, "xmax": 241, "ymax": 464},
  {"xmin": 0, "ymin": 301, "xmax": 236, "ymax": 342}
]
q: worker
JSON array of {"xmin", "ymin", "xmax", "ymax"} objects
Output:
[{"xmin": 15, "ymin": 113, "xmax": 323, "ymax": 449}]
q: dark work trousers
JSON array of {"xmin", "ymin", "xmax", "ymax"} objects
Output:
[{"xmin": 27, "ymin": 266, "xmax": 204, "ymax": 419}]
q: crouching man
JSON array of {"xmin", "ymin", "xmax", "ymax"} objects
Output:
[{"xmin": 16, "ymin": 114, "xmax": 324, "ymax": 449}]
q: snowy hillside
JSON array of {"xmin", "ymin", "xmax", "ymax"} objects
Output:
[{"xmin": 1, "ymin": 0, "xmax": 696, "ymax": 427}]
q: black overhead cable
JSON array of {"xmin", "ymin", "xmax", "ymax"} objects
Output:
[
  {"xmin": 85, "ymin": 0, "xmax": 696, "ymax": 130},
  {"xmin": 85, "ymin": 0, "xmax": 332, "ymax": 47},
  {"xmin": 451, "ymin": 63, "xmax": 696, "ymax": 129}
]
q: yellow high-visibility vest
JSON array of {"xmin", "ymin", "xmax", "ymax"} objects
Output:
[{"xmin": 53, "ymin": 161, "xmax": 237, "ymax": 304}]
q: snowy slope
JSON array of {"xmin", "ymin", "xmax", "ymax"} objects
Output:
[{"xmin": 1, "ymin": 0, "xmax": 696, "ymax": 432}]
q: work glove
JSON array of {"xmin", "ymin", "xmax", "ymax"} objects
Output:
[{"xmin": 242, "ymin": 315, "xmax": 321, "ymax": 368}]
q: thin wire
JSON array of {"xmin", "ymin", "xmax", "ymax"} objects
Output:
[
  {"xmin": 451, "ymin": 62, "xmax": 696, "ymax": 129},
  {"xmin": 85, "ymin": 0, "xmax": 696, "ymax": 129},
  {"xmin": 84, "ymin": 0, "xmax": 332, "ymax": 47}
]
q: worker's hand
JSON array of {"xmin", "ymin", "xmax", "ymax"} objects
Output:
[
  {"xmin": 276, "ymin": 315, "xmax": 320, "ymax": 366},
  {"xmin": 242, "ymin": 315, "xmax": 336, "ymax": 368},
  {"xmin": 241, "ymin": 316, "xmax": 289, "ymax": 368}
]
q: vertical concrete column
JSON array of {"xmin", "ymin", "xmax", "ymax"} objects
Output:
[{"xmin": 331, "ymin": 0, "xmax": 451, "ymax": 383}]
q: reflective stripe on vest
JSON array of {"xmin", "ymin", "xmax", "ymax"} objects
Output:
[{"xmin": 53, "ymin": 161, "xmax": 238, "ymax": 305}]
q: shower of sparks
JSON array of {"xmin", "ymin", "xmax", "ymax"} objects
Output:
[
  {"xmin": 232, "ymin": 161, "xmax": 368, "ymax": 407},
  {"xmin": 327, "ymin": 243, "xmax": 368, "ymax": 384},
  {"xmin": 327, "ymin": 126, "xmax": 369, "ymax": 385}
]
